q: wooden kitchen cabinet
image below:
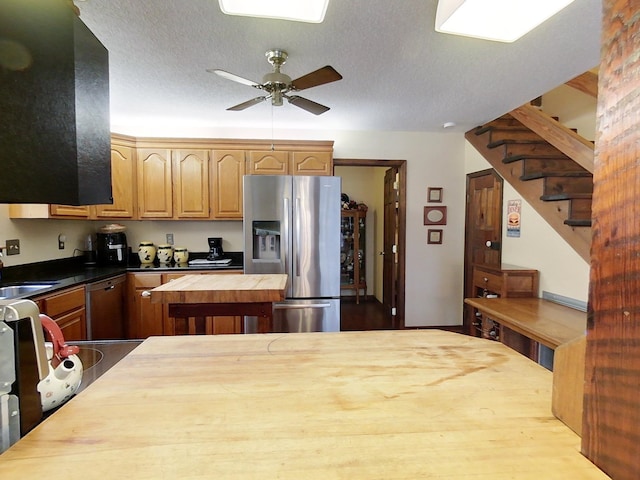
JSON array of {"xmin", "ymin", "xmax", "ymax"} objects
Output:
[
  {"xmin": 291, "ymin": 151, "xmax": 332, "ymax": 176},
  {"xmin": 10, "ymin": 135, "xmax": 137, "ymax": 220},
  {"xmin": 136, "ymin": 148, "xmax": 173, "ymax": 218},
  {"xmin": 247, "ymin": 150, "xmax": 289, "ymax": 175},
  {"xmin": 211, "ymin": 149, "xmax": 245, "ymax": 219},
  {"xmin": 9, "ymin": 137, "xmax": 333, "ymax": 220},
  {"xmin": 469, "ymin": 264, "xmax": 539, "ymax": 358},
  {"xmin": 95, "ymin": 135, "xmax": 136, "ymax": 219},
  {"xmin": 35, "ymin": 285, "xmax": 87, "ymax": 341},
  {"xmin": 126, "ymin": 273, "xmax": 163, "ymax": 339},
  {"xmin": 49, "ymin": 205, "xmax": 91, "ymax": 217},
  {"xmin": 173, "ymin": 149, "xmax": 210, "ymax": 218},
  {"xmin": 247, "ymin": 148, "xmax": 333, "ymax": 176}
]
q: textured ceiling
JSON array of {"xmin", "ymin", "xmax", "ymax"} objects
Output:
[{"xmin": 75, "ymin": 0, "xmax": 601, "ymax": 134}]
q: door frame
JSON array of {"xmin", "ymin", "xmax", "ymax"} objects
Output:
[{"xmin": 333, "ymin": 158, "xmax": 407, "ymax": 328}]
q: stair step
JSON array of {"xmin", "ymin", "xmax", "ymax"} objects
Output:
[
  {"xmin": 487, "ymin": 128, "xmax": 546, "ymax": 144},
  {"xmin": 487, "ymin": 140, "xmax": 565, "ymax": 158},
  {"xmin": 503, "ymin": 154, "xmax": 570, "ymax": 164},
  {"xmin": 487, "ymin": 115, "xmax": 523, "ymax": 127},
  {"xmin": 543, "ymin": 176, "xmax": 593, "ymax": 196},
  {"xmin": 568, "ymin": 198, "xmax": 592, "ymax": 217},
  {"xmin": 565, "ymin": 219, "xmax": 592, "ymax": 227},
  {"xmin": 521, "ymin": 171, "xmax": 592, "ymax": 180},
  {"xmin": 540, "ymin": 193, "xmax": 593, "ymax": 201},
  {"xmin": 521, "ymin": 158, "xmax": 589, "ymax": 178},
  {"xmin": 475, "ymin": 122, "xmax": 527, "ymax": 135}
]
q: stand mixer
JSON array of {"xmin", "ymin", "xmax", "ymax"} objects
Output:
[{"xmin": 207, "ymin": 237, "xmax": 224, "ymax": 260}]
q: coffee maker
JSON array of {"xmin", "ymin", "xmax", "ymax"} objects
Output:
[
  {"xmin": 96, "ymin": 232, "xmax": 128, "ymax": 265},
  {"xmin": 207, "ymin": 237, "xmax": 224, "ymax": 260}
]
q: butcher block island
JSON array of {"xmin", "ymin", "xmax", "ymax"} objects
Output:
[
  {"xmin": 0, "ymin": 331, "xmax": 609, "ymax": 479},
  {"xmin": 150, "ymin": 273, "xmax": 288, "ymax": 333}
]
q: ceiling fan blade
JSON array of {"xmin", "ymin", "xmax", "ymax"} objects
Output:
[
  {"xmin": 208, "ymin": 69, "xmax": 262, "ymax": 88},
  {"xmin": 286, "ymin": 95, "xmax": 330, "ymax": 115},
  {"xmin": 227, "ymin": 96, "xmax": 267, "ymax": 111},
  {"xmin": 291, "ymin": 66, "xmax": 342, "ymax": 91}
]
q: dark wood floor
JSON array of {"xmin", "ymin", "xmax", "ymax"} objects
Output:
[{"xmin": 340, "ymin": 296, "xmax": 394, "ymax": 331}]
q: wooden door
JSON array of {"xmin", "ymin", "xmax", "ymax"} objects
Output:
[
  {"xmin": 383, "ymin": 168, "xmax": 398, "ymax": 326},
  {"xmin": 136, "ymin": 148, "xmax": 172, "ymax": 218},
  {"xmin": 211, "ymin": 149, "xmax": 245, "ymax": 219},
  {"xmin": 463, "ymin": 169, "xmax": 503, "ymax": 334},
  {"xmin": 127, "ymin": 273, "xmax": 163, "ymax": 339},
  {"xmin": 173, "ymin": 149, "xmax": 210, "ymax": 218},
  {"xmin": 95, "ymin": 142, "xmax": 136, "ymax": 218}
]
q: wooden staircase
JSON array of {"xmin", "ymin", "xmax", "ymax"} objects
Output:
[{"xmin": 465, "ymin": 104, "xmax": 594, "ymax": 262}]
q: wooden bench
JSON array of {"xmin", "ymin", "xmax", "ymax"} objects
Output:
[{"xmin": 464, "ymin": 297, "xmax": 587, "ymax": 436}]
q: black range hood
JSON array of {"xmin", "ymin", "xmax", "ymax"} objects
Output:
[{"xmin": 0, "ymin": 0, "xmax": 112, "ymax": 206}]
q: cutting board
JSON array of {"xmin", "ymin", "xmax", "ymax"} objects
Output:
[{"xmin": 149, "ymin": 273, "xmax": 287, "ymax": 304}]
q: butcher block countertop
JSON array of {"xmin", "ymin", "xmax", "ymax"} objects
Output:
[
  {"xmin": 150, "ymin": 273, "xmax": 288, "ymax": 304},
  {"xmin": 0, "ymin": 331, "xmax": 609, "ymax": 479}
]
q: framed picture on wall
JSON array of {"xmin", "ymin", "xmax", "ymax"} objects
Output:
[
  {"xmin": 427, "ymin": 187, "xmax": 443, "ymax": 203},
  {"xmin": 424, "ymin": 206, "xmax": 447, "ymax": 225},
  {"xmin": 427, "ymin": 229, "xmax": 443, "ymax": 244}
]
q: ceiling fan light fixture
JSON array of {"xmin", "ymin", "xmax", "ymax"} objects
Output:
[
  {"xmin": 435, "ymin": 0, "xmax": 577, "ymax": 43},
  {"xmin": 218, "ymin": 0, "xmax": 329, "ymax": 24}
]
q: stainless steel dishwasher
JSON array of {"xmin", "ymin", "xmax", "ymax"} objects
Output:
[{"xmin": 85, "ymin": 275, "xmax": 126, "ymax": 340}]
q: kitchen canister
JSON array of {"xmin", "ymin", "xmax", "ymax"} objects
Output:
[
  {"xmin": 157, "ymin": 244, "xmax": 174, "ymax": 264},
  {"xmin": 138, "ymin": 241, "xmax": 156, "ymax": 264},
  {"xmin": 173, "ymin": 247, "xmax": 189, "ymax": 264}
]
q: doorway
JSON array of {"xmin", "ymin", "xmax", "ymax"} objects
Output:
[{"xmin": 334, "ymin": 158, "xmax": 407, "ymax": 330}]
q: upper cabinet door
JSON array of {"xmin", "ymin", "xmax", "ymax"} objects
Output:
[
  {"xmin": 291, "ymin": 151, "xmax": 333, "ymax": 176},
  {"xmin": 211, "ymin": 150, "xmax": 245, "ymax": 219},
  {"xmin": 248, "ymin": 150, "xmax": 289, "ymax": 175},
  {"xmin": 173, "ymin": 149, "xmax": 210, "ymax": 219},
  {"xmin": 95, "ymin": 142, "xmax": 136, "ymax": 218},
  {"xmin": 137, "ymin": 148, "xmax": 173, "ymax": 218}
]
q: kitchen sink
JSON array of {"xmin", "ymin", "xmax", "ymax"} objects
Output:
[{"xmin": 0, "ymin": 284, "xmax": 56, "ymax": 300}]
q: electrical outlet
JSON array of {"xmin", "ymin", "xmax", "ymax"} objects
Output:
[
  {"xmin": 6, "ymin": 239, "xmax": 20, "ymax": 255},
  {"xmin": 166, "ymin": 233, "xmax": 174, "ymax": 245}
]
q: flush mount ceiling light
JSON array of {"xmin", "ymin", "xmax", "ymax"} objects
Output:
[
  {"xmin": 435, "ymin": 0, "xmax": 577, "ymax": 43},
  {"xmin": 219, "ymin": 0, "xmax": 329, "ymax": 23}
]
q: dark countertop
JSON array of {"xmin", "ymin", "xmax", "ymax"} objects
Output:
[{"xmin": 0, "ymin": 251, "xmax": 244, "ymax": 300}]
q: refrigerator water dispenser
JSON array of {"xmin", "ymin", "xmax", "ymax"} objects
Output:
[{"xmin": 252, "ymin": 221, "xmax": 281, "ymax": 260}]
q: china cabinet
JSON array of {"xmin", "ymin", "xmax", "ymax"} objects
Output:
[{"xmin": 340, "ymin": 210, "xmax": 367, "ymax": 303}]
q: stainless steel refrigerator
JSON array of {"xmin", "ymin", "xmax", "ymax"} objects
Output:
[{"xmin": 243, "ymin": 175, "xmax": 341, "ymax": 333}]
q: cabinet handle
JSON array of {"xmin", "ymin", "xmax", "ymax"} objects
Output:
[
  {"xmin": 141, "ymin": 290, "xmax": 151, "ymax": 298},
  {"xmin": 483, "ymin": 277, "xmax": 488, "ymax": 282}
]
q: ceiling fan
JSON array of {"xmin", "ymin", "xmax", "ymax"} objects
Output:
[{"xmin": 208, "ymin": 49, "xmax": 342, "ymax": 115}]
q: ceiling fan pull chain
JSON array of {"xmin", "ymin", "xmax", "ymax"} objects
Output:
[{"xmin": 271, "ymin": 104, "xmax": 275, "ymax": 151}]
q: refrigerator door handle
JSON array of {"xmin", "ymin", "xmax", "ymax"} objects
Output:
[
  {"xmin": 295, "ymin": 196, "xmax": 301, "ymax": 277},
  {"xmin": 283, "ymin": 196, "xmax": 290, "ymax": 271},
  {"xmin": 273, "ymin": 303, "xmax": 332, "ymax": 310}
]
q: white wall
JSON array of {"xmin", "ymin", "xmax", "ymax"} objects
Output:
[
  {"xmin": 542, "ymin": 84, "xmax": 597, "ymax": 141},
  {"xmin": 464, "ymin": 142, "xmax": 590, "ymax": 302}
]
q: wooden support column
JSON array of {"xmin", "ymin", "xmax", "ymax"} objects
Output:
[{"xmin": 582, "ymin": 2, "xmax": 640, "ymax": 479}]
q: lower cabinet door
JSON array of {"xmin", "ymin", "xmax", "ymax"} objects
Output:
[{"xmin": 55, "ymin": 308, "xmax": 87, "ymax": 341}]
